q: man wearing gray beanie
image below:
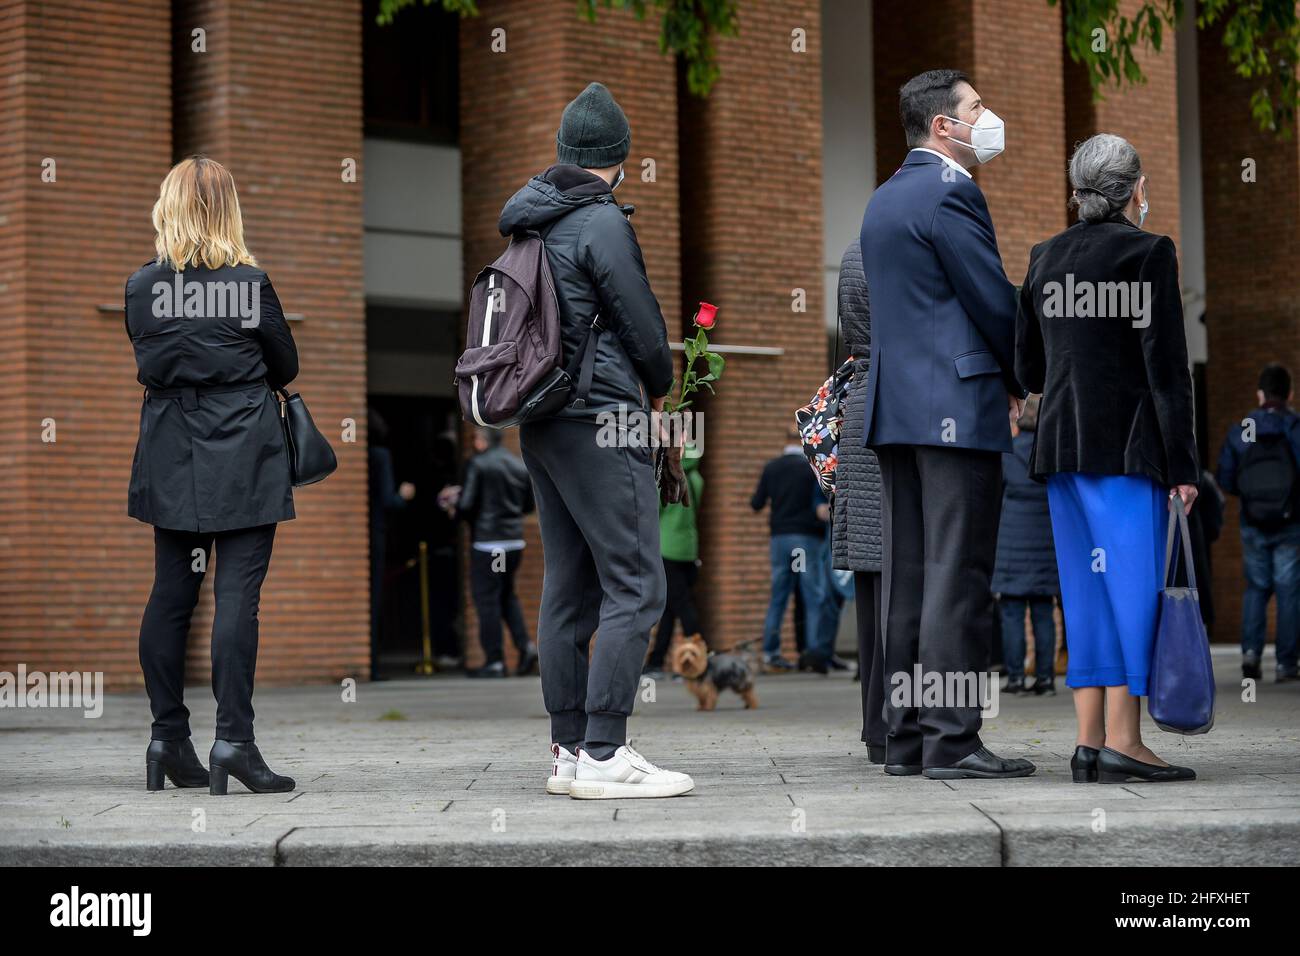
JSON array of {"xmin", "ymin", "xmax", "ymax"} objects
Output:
[{"xmin": 497, "ymin": 83, "xmax": 689, "ymax": 800}]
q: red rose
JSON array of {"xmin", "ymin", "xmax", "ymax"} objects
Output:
[{"xmin": 694, "ymin": 301, "xmax": 717, "ymax": 329}]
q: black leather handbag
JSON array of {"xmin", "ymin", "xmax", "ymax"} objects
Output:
[{"xmin": 277, "ymin": 388, "xmax": 337, "ymax": 486}]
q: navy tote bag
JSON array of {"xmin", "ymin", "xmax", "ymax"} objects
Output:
[{"xmin": 1148, "ymin": 496, "xmax": 1216, "ymax": 735}]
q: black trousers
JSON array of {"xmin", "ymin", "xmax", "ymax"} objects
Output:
[
  {"xmin": 648, "ymin": 557, "xmax": 700, "ymax": 668},
  {"xmin": 854, "ymin": 570, "xmax": 886, "ymax": 749},
  {"xmin": 138, "ymin": 523, "xmax": 276, "ymax": 742},
  {"xmin": 470, "ymin": 547, "xmax": 530, "ymax": 665},
  {"xmin": 876, "ymin": 444, "xmax": 1001, "ymax": 768}
]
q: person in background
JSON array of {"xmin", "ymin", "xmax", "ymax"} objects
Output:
[
  {"xmin": 814, "ymin": 471, "xmax": 853, "ymax": 672},
  {"xmin": 368, "ymin": 408, "xmax": 415, "ymax": 682},
  {"xmin": 127, "ymin": 156, "xmax": 298, "ymax": 795},
  {"xmin": 752, "ymin": 434, "xmax": 832, "ymax": 673},
  {"xmin": 992, "ymin": 395, "xmax": 1060, "ymax": 696},
  {"xmin": 1017, "ymin": 133, "xmax": 1198, "ymax": 784},
  {"xmin": 644, "ymin": 445, "xmax": 705, "ymax": 681},
  {"xmin": 445, "ymin": 428, "xmax": 538, "ymax": 679},
  {"xmin": 1216, "ymin": 363, "xmax": 1300, "ymax": 682}
]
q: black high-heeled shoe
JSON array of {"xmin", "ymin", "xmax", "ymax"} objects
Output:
[
  {"xmin": 208, "ymin": 740, "xmax": 296, "ymax": 795},
  {"xmin": 1098, "ymin": 746, "xmax": 1196, "ymax": 784},
  {"xmin": 146, "ymin": 738, "xmax": 210, "ymax": 791},
  {"xmin": 1070, "ymin": 745, "xmax": 1100, "ymax": 783}
]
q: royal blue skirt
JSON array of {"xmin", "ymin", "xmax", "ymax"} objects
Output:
[{"xmin": 1046, "ymin": 472, "xmax": 1166, "ymax": 696}]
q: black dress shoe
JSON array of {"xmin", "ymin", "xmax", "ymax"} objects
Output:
[
  {"xmin": 798, "ymin": 652, "xmax": 829, "ymax": 675},
  {"xmin": 208, "ymin": 740, "xmax": 295, "ymax": 795},
  {"xmin": 884, "ymin": 763, "xmax": 922, "ymax": 776},
  {"xmin": 515, "ymin": 644, "xmax": 539, "ymax": 676},
  {"xmin": 1070, "ymin": 745, "xmax": 1100, "ymax": 783},
  {"xmin": 923, "ymin": 746, "xmax": 1036, "ymax": 779},
  {"xmin": 1243, "ymin": 653, "xmax": 1263, "ymax": 680},
  {"xmin": 146, "ymin": 738, "xmax": 209, "ymax": 791},
  {"xmin": 1097, "ymin": 746, "xmax": 1195, "ymax": 784},
  {"xmin": 866, "ymin": 743, "xmax": 886, "ymax": 765}
]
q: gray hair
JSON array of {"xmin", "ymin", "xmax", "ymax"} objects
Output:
[{"xmin": 1069, "ymin": 134, "xmax": 1142, "ymax": 223}]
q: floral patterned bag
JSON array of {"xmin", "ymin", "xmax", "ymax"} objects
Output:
[{"xmin": 794, "ymin": 356, "xmax": 854, "ymax": 496}]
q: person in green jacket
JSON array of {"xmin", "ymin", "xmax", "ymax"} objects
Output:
[{"xmin": 644, "ymin": 448, "xmax": 705, "ymax": 679}]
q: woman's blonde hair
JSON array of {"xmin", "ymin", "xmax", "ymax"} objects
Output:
[{"xmin": 152, "ymin": 156, "xmax": 257, "ymax": 271}]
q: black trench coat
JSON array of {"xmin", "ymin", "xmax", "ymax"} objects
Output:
[{"xmin": 125, "ymin": 261, "xmax": 299, "ymax": 533}]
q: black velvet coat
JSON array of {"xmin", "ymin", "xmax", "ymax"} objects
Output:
[
  {"xmin": 1015, "ymin": 215, "xmax": 1198, "ymax": 487},
  {"xmin": 125, "ymin": 261, "xmax": 299, "ymax": 533}
]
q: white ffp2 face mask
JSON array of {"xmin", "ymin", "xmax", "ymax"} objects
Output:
[{"xmin": 943, "ymin": 109, "xmax": 1005, "ymax": 164}]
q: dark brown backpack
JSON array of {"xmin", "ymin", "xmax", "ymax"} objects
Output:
[{"xmin": 455, "ymin": 232, "xmax": 603, "ymax": 428}]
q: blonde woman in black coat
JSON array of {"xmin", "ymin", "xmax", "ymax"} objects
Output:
[
  {"xmin": 126, "ymin": 157, "xmax": 298, "ymax": 795},
  {"xmin": 1016, "ymin": 134, "xmax": 1198, "ymax": 784}
]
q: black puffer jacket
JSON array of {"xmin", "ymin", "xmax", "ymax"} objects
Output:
[
  {"xmin": 456, "ymin": 445, "xmax": 534, "ymax": 542},
  {"xmin": 497, "ymin": 165, "xmax": 673, "ymax": 419},
  {"xmin": 992, "ymin": 430, "xmax": 1059, "ymax": 596},
  {"xmin": 832, "ymin": 239, "xmax": 883, "ymax": 573}
]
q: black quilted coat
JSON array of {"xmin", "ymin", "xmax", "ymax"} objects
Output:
[{"xmin": 831, "ymin": 239, "xmax": 883, "ymax": 573}]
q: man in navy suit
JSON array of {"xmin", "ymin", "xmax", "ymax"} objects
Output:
[{"xmin": 860, "ymin": 69, "xmax": 1034, "ymax": 779}]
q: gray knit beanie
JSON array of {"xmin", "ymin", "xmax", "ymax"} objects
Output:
[{"xmin": 556, "ymin": 82, "xmax": 631, "ymax": 168}]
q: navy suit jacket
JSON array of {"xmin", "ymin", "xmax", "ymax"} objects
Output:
[{"xmin": 859, "ymin": 150, "xmax": 1023, "ymax": 454}]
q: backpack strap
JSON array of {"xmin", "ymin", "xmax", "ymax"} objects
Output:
[{"xmin": 566, "ymin": 314, "xmax": 604, "ymax": 408}]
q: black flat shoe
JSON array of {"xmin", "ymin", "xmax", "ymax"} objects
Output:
[
  {"xmin": 923, "ymin": 746, "xmax": 1036, "ymax": 779},
  {"xmin": 866, "ymin": 743, "xmax": 886, "ymax": 765},
  {"xmin": 1098, "ymin": 746, "xmax": 1195, "ymax": 784},
  {"xmin": 515, "ymin": 644, "xmax": 539, "ymax": 676},
  {"xmin": 208, "ymin": 740, "xmax": 295, "ymax": 795},
  {"xmin": 146, "ymin": 738, "xmax": 209, "ymax": 791},
  {"xmin": 1070, "ymin": 745, "xmax": 1100, "ymax": 783}
]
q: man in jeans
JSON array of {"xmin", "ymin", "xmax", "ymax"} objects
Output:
[
  {"xmin": 499, "ymin": 82, "xmax": 693, "ymax": 799},
  {"xmin": 1217, "ymin": 363, "xmax": 1300, "ymax": 682},
  {"xmin": 751, "ymin": 435, "xmax": 832, "ymax": 673},
  {"xmin": 450, "ymin": 428, "xmax": 537, "ymax": 679}
]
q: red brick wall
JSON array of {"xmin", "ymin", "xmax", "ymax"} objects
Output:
[
  {"xmin": 169, "ymin": 0, "xmax": 370, "ymax": 685},
  {"xmin": 457, "ymin": 0, "xmax": 680, "ymax": 668},
  {"xmin": 1198, "ymin": 18, "xmax": 1300, "ymax": 643},
  {"xmin": 0, "ymin": 0, "xmax": 173, "ymax": 689},
  {"xmin": 1062, "ymin": 0, "xmax": 1181, "ymax": 249},
  {"xmin": 680, "ymin": 0, "xmax": 824, "ymax": 652}
]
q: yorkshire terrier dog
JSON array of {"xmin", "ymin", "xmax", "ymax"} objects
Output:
[{"xmin": 668, "ymin": 634, "xmax": 758, "ymax": 710}]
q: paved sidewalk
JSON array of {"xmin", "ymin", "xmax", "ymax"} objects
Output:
[{"xmin": 1, "ymin": 651, "xmax": 1297, "ymax": 865}]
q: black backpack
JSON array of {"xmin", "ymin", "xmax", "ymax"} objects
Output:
[
  {"xmin": 1238, "ymin": 431, "xmax": 1298, "ymax": 529},
  {"xmin": 454, "ymin": 231, "xmax": 603, "ymax": 429}
]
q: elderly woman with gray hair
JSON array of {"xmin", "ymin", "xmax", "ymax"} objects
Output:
[{"xmin": 1016, "ymin": 133, "xmax": 1199, "ymax": 784}]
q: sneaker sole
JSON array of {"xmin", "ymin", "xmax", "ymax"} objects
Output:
[
  {"xmin": 569, "ymin": 778, "xmax": 695, "ymax": 800},
  {"xmin": 545, "ymin": 777, "xmax": 574, "ymax": 796}
]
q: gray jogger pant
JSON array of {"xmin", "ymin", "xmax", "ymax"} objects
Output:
[{"xmin": 519, "ymin": 416, "xmax": 667, "ymax": 751}]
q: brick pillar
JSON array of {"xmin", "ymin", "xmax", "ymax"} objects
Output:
[
  {"xmin": 677, "ymin": 0, "xmax": 824, "ymax": 652},
  {"xmin": 1063, "ymin": 0, "xmax": 1181, "ymax": 247},
  {"xmin": 874, "ymin": 0, "xmax": 1067, "ymax": 282},
  {"xmin": 174, "ymin": 0, "xmax": 369, "ymax": 683},
  {"xmin": 458, "ymin": 1, "xmax": 680, "ymax": 667},
  {"xmin": 0, "ymin": 1, "xmax": 173, "ymax": 688},
  {"xmin": 1199, "ymin": 20, "xmax": 1300, "ymax": 643}
]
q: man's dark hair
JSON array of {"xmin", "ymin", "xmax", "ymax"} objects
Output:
[
  {"xmin": 1259, "ymin": 363, "xmax": 1292, "ymax": 403},
  {"xmin": 899, "ymin": 69, "xmax": 969, "ymax": 149}
]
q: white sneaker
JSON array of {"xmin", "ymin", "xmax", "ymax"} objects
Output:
[
  {"xmin": 569, "ymin": 745, "xmax": 695, "ymax": 799},
  {"xmin": 546, "ymin": 743, "xmax": 578, "ymax": 795}
]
